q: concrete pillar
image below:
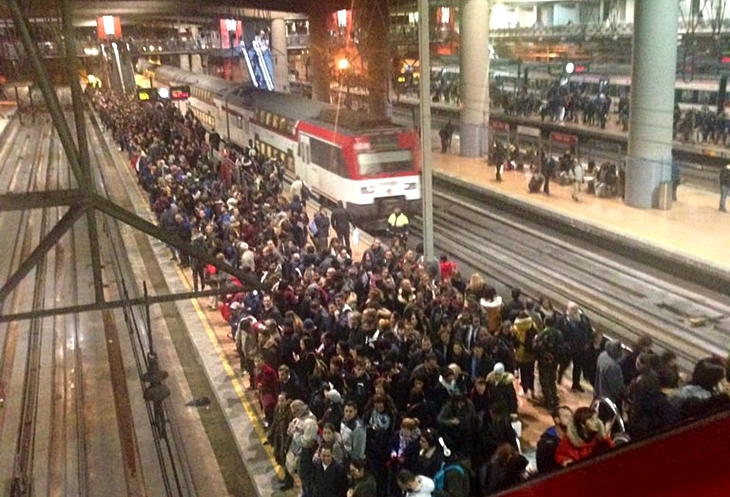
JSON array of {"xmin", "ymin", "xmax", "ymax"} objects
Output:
[
  {"xmin": 308, "ymin": 9, "xmax": 330, "ymax": 102},
  {"xmin": 356, "ymin": 0, "xmax": 389, "ymax": 116},
  {"xmin": 179, "ymin": 53, "xmax": 190, "ymax": 71},
  {"xmin": 191, "ymin": 53, "xmax": 202, "ymax": 73},
  {"xmin": 459, "ymin": 0, "xmax": 491, "ymax": 157},
  {"xmin": 271, "ymin": 17, "xmax": 289, "ymax": 93},
  {"xmin": 625, "ymin": 0, "xmax": 678, "ymax": 208}
]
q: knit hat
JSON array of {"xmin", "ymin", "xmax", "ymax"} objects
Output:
[
  {"xmin": 493, "ymin": 362, "xmax": 505, "ymax": 375},
  {"xmin": 325, "ymin": 389, "xmax": 342, "ymax": 404},
  {"xmin": 303, "ymin": 318, "xmax": 316, "ymax": 331}
]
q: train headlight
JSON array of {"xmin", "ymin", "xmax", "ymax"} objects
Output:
[
  {"xmin": 403, "ymin": 182, "xmax": 418, "ymax": 190},
  {"xmin": 360, "ymin": 186, "xmax": 375, "ymax": 194}
]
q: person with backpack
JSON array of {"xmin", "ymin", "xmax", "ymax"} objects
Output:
[
  {"xmin": 432, "ymin": 445, "xmax": 470, "ymax": 497},
  {"xmin": 535, "ymin": 405, "xmax": 572, "ymax": 474},
  {"xmin": 532, "ymin": 315, "xmax": 565, "ymax": 411}
]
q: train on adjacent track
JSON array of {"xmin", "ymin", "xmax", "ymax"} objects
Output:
[
  {"xmin": 137, "ymin": 60, "xmax": 422, "ymax": 224},
  {"xmin": 428, "ymin": 60, "xmax": 729, "ymax": 113}
]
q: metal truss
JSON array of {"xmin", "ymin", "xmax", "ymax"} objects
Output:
[{"xmin": 1, "ymin": 0, "xmax": 258, "ymax": 322}]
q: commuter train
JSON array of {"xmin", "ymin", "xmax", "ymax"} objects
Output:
[
  {"xmin": 139, "ymin": 61, "xmax": 421, "ymax": 222},
  {"xmin": 429, "ymin": 60, "xmax": 729, "ymax": 113}
]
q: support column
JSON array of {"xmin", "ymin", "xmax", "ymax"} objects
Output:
[
  {"xmin": 459, "ymin": 0, "xmax": 491, "ymax": 157},
  {"xmin": 356, "ymin": 0, "xmax": 390, "ymax": 116},
  {"xmin": 191, "ymin": 53, "xmax": 202, "ymax": 73},
  {"xmin": 308, "ymin": 9, "xmax": 330, "ymax": 102},
  {"xmin": 271, "ymin": 17, "xmax": 289, "ymax": 93},
  {"xmin": 179, "ymin": 53, "xmax": 190, "ymax": 71},
  {"xmin": 625, "ymin": 0, "xmax": 678, "ymax": 208}
]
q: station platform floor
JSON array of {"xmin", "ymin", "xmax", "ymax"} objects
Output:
[{"xmin": 428, "ymin": 130, "xmax": 730, "ymax": 276}]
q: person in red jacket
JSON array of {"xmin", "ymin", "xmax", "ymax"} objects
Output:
[
  {"xmin": 554, "ymin": 406, "xmax": 614, "ymax": 467},
  {"xmin": 254, "ymin": 355, "xmax": 279, "ymax": 427},
  {"xmin": 439, "ymin": 254, "xmax": 458, "ymax": 282}
]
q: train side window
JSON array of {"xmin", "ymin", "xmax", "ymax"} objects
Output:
[{"xmin": 309, "ymin": 137, "xmax": 345, "ymax": 176}]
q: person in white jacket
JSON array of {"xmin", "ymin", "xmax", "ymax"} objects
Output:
[{"xmin": 397, "ymin": 470, "xmax": 435, "ymax": 497}]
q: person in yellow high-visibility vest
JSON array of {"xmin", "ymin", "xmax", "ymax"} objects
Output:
[{"xmin": 387, "ymin": 207, "xmax": 409, "ymax": 243}]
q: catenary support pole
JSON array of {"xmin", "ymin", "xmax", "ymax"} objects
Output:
[{"xmin": 419, "ymin": 0, "xmax": 434, "ymax": 261}]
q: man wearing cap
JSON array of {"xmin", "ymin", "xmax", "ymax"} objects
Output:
[
  {"xmin": 302, "ymin": 318, "xmax": 317, "ymax": 337},
  {"xmin": 719, "ymin": 164, "xmax": 730, "ymax": 212}
]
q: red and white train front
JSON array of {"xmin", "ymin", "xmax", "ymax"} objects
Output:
[{"xmin": 295, "ymin": 119, "xmax": 421, "ymax": 224}]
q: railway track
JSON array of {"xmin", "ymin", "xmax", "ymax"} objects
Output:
[{"xmin": 413, "ymin": 177, "xmax": 729, "ymax": 373}]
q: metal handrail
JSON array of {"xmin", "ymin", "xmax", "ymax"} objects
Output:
[{"xmin": 591, "ymin": 396, "xmax": 626, "ymax": 435}]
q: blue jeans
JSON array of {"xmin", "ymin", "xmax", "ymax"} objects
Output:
[{"xmin": 720, "ymin": 185, "xmax": 730, "ymax": 211}]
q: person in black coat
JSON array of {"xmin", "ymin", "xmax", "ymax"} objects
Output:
[
  {"xmin": 556, "ymin": 302, "xmax": 594, "ymax": 392},
  {"xmin": 312, "ymin": 446, "xmax": 348, "ymax": 497},
  {"xmin": 330, "ymin": 201, "xmax": 352, "ymax": 254}
]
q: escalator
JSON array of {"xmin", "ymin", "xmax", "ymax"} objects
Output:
[{"xmin": 499, "ymin": 408, "xmax": 730, "ymax": 497}]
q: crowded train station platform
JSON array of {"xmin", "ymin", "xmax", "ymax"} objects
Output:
[
  {"xmin": 2, "ymin": 1, "xmax": 730, "ymax": 496},
  {"xmin": 88, "ymin": 84, "xmax": 729, "ymax": 496}
]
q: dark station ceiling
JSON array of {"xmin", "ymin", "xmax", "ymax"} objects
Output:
[{"xmin": 3, "ymin": 0, "xmax": 357, "ymax": 24}]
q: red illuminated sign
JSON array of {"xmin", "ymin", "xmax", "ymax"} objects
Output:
[
  {"xmin": 720, "ymin": 56, "xmax": 730, "ymax": 64},
  {"xmin": 170, "ymin": 86, "xmax": 191, "ymax": 100}
]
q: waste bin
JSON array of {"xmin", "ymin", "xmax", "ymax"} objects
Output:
[{"xmin": 656, "ymin": 181, "xmax": 671, "ymax": 210}]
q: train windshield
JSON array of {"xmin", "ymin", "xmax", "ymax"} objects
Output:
[{"xmin": 357, "ymin": 150, "xmax": 414, "ymax": 176}]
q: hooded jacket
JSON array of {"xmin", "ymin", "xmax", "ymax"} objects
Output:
[{"xmin": 554, "ymin": 419, "xmax": 614, "ymax": 466}]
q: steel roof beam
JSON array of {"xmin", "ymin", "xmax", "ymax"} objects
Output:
[
  {"xmin": 0, "ymin": 190, "xmax": 85, "ymax": 210},
  {"xmin": 0, "ymin": 202, "xmax": 87, "ymax": 305},
  {"xmin": 0, "ymin": 285, "xmax": 250, "ymax": 323}
]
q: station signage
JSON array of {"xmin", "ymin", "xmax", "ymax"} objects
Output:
[
  {"xmin": 136, "ymin": 86, "xmax": 190, "ymax": 101},
  {"xmin": 170, "ymin": 85, "xmax": 191, "ymax": 100},
  {"xmin": 136, "ymin": 88, "xmax": 157, "ymax": 101}
]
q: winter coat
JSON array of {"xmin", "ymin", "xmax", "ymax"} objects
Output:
[
  {"xmin": 512, "ymin": 316, "xmax": 536, "ymax": 363},
  {"xmin": 486, "ymin": 371, "xmax": 519, "ymax": 414},
  {"xmin": 554, "ymin": 421, "xmax": 614, "ymax": 466},
  {"xmin": 595, "ymin": 349, "xmax": 625, "ymax": 404}
]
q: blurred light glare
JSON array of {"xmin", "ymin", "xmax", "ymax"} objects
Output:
[
  {"xmin": 102, "ymin": 15, "xmax": 115, "ymax": 36},
  {"xmin": 337, "ymin": 58, "xmax": 349, "ymax": 70}
]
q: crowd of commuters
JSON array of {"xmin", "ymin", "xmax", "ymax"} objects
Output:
[
  {"xmin": 91, "ymin": 87, "xmax": 730, "ymax": 497},
  {"xmin": 494, "ymin": 82, "xmax": 730, "ymax": 148}
]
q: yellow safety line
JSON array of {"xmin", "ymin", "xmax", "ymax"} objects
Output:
[
  {"xmin": 131, "ymin": 160, "xmax": 279, "ymax": 469},
  {"xmin": 190, "ymin": 294, "xmax": 277, "ymax": 462}
]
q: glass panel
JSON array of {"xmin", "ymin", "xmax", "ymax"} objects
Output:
[{"xmin": 357, "ymin": 150, "xmax": 414, "ymax": 176}]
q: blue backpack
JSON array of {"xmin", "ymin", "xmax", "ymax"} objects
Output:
[{"xmin": 433, "ymin": 463, "xmax": 465, "ymax": 492}]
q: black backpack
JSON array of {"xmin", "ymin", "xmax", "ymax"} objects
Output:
[{"xmin": 535, "ymin": 430, "xmax": 561, "ymax": 474}]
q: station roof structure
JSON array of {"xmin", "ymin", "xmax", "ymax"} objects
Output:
[{"xmin": 3, "ymin": 0, "xmax": 353, "ymax": 21}]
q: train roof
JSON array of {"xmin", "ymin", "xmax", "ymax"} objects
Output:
[
  {"xmin": 225, "ymin": 86, "xmax": 407, "ymax": 135},
  {"xmin": 152, "ymin": 64, "xmax": 238, "ymax": 96}
]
